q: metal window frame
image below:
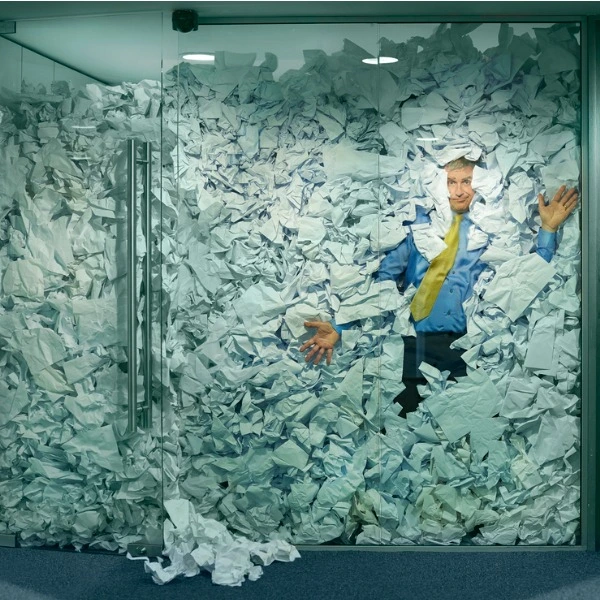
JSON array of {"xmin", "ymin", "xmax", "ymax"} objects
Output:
[
  {"xmin": 0, "ymin": 9, "xmax": 591, "ymax": 554},
  {"xmin": 189, "ymin": 13, "xmax": 595, "ymax": 552},
  {"xmin": 583, "ymin": 16, "xmax": 599, "ymax": 552}
]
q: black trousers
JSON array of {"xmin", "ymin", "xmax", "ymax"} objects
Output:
[{"xmin": 394, "ymin": 332, "xmax": 467, "ymax": 418}]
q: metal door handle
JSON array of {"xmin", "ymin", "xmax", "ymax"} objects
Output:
[
  {"xmin": 127, "ymin": 140, "xmax": 153, "ymax": 433},
  {"xmin": 141, "ymin": 142, "xmax": 152, "ymax": 429}
]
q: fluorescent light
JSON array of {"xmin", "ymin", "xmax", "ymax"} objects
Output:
[
  {"xmin": 362, "ymin": 56, "xmax": 398, "ymax": 65},
  {"xmin": 72, "ymin": 125, "xmax": 96, "ymax": 130},
  {"xmin": 183, "ymin": 53, "xmax": 215, "ymax": 63},
  {"xmin": 416, "ymin": 137, "xmax": 438, "ymax": 142}
]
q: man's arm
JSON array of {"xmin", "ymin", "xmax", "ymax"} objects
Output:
[
  {"xmin": 536, "ymin": 185, "xmax": 578, "ymax": 262},
  {"xmin": 301, "ymin": 237, "xmax": 413, "ymax": 364},
  {"xmin": 373, "ymin": 237, "xmax": 412, "ymax": 283},
  {"xmin": 536, "ymin": 228, "xmax": 557, "ymax": 263}
]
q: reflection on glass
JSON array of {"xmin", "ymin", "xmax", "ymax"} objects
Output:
[
  {"xmin": 170, "ymin": 22, "xmax": 581, "ymax": 547},
  {"xmin": 0, "ymin": 19, "xmax": 582, "ymax": 554}
]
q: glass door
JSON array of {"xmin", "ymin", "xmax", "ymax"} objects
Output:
[
  {"xmin": 168, "ymin": 18, "xmax": 582, "ymax": 549},
  {"xmin": 0, "ymin": 12, "xmax": 166, "ymax": 553}
]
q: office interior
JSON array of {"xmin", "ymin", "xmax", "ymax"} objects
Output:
[{"xmin": 0, "ymin": 0, "xmax": 600, "ymax": 594}]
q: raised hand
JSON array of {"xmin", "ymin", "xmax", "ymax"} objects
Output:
[
  {"xmin": 299, "ymin": 320, "xmax": 340, "ymax": 366},
  {"xmin": 538, "ymin": 185, "xmax": 579, "ymax": 233}
]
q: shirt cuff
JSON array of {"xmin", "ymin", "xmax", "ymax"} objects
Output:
[
  {"xmin": 332, "ymin": 320, "xmax": 352, "ymax": 335},
  {"xmin": 538, "ymin": 228, "xmax": 556, "ymax": 251}
]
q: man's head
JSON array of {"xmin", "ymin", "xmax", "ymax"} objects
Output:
[{"xmin": 445, "ymin": 157, "xmax": 477, "ymax": 213}]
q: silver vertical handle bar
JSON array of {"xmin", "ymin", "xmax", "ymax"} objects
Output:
[
  {"xmin": 141, "ymin": 142, "xmax": 152, "ymax": 429},
  {"xmin": 127, "ymin": 140, "xmax": 138, "ymax": 433},
  {"xmin": 127, "ymin": 140, "xmax": 153, "ymax": 434}
]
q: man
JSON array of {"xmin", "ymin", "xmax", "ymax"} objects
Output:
[{"xmin": 300, "ymin": 157, "xmax": 578, "ymax": 417}]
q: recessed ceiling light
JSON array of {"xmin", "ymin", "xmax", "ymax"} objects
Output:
[
  {"xmin": 182, "ymin": 53, "xmax": 215, "ymax": 63},
  {"xmin": 362, "ymin": 56, "xmax": 399, "ymax": 65}
]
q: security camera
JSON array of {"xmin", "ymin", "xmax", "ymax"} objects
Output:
[{"xmin": 172, "ymin": 10, "xmax": 199, "ymax": 33}]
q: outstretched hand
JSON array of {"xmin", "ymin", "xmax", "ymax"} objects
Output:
[
  {"xmin": 299, "ymin": 320, "xmax": 340, "ymax": 366},
  {"xmin": 538, "ymin": 185, "xmax": 578, "ymax": 233}
]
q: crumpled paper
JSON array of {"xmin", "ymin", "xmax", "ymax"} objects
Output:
[
  {"xmin": 131, "ymin": 499, "xmax": 300, "ymax": 586},
  {"xmin": 0, "ymin": 20, "xmax": 582, "ymax": 571},
  {"xmin": 161, "ymin": 21, "xmax": 581, "ymax": 549}
]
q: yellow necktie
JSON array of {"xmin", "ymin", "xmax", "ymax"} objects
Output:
[{"xmin": 410, "ymin": 213, "xmax": 463, "ymax": 322}]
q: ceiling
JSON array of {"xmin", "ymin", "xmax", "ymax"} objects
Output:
[
  {"xmin": 0, "ymin": 1, "xmax": 598, "ymax": 85},
  {"xmin": 2, "ymin": 2, "xmax": 600, "ymax": 21}
]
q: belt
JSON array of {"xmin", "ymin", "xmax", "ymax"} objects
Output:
[{"xmin": 416, "ymin": 331, "xmax": 466, "ymax": 338}]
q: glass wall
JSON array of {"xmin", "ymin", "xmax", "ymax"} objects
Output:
[
  {"xmin": 170, "ymin": 21, "xmax": 582, "ymax": 546},
  {"xmin": 0, "ymin": 37, "xmax": 98, "ymax": 95},
  {"xmin": 0, "ymin": 14, "xmax": 583, "ymax": 555},
  {"xmin": 0, "ymin": 16, "xmax": 167, "ymax": 551}
]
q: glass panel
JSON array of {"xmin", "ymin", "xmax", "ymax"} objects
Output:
[
  {"xmin": 171, "ymin": 23, "xmax": 386, "ymax": 546},
  {"xmin": 21, "ymin": 47, "xmax": 56, "ymax": 93},
  {"xmin": 0, "ymin": 14, "xmax": 165, "ymax": 552},
  {"xmin": 2, "ymin": 12, "xmax": 578, "ymax": 555},
  {"xmin": 169, "ymin": 18, "xmax": 582, "ymax": 549},
  {"xmin": 0, "ymin": 38, "xmax": 22, "ymax": 93},
  {"xmin": 374, "ymin": 21, "xmax": 581, "ymax": 546}
]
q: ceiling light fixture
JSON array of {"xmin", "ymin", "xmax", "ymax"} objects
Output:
[
  {"xmin": 362, "ymin": 56, "xmax": 399, "ymax": 65},
  {"xmin": 416, "ymin": 137, "xmax": 438, "ymax": 142},
  {"xmin": 182, "ymin": 53, "xmax": 215, "ymax": 63}
]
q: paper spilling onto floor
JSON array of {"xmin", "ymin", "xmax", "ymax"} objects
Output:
[{"xmin": 136, "ymin": 499, "xmax": 300, "ymax": 586}]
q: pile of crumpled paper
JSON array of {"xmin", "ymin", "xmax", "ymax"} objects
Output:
[
  {"xmin": 0, "ymin": 20, "xmax": 581, "ymax": 587},
  {"xmin": 162, "ymin": 22, "xmax": 580, "ymax": 549}
]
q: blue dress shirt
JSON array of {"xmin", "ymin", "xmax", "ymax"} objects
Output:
[{"xmin": 333, "ymin": 208, "xmax": 556, "ymax": 334}]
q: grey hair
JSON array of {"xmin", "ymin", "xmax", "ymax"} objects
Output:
[{"xmin": 445, "ymin": 157, "xmax": 478, "ymax": 171}]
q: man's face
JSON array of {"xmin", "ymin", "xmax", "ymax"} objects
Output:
[{"xmin": 446, "ymin": 165, "xmax": 475, "ymax": 213}]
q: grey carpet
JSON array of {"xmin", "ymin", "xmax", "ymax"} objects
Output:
[{"xmin": 1, "ymin": 547, "xmax": 600, "ymax": 600}]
